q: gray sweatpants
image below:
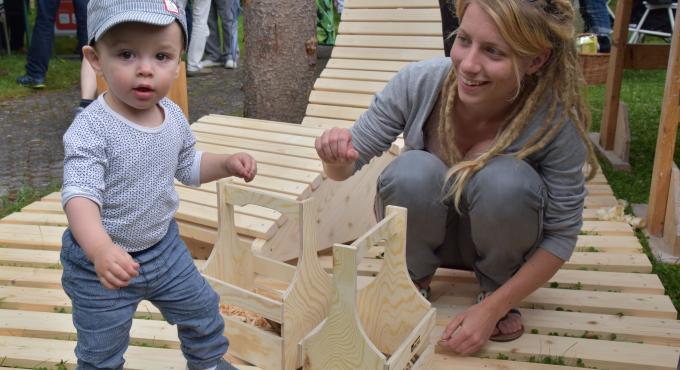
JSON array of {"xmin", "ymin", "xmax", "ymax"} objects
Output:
[{"xmin": 376, "ymin": 150, "xmax": 546, "ymax": 292}]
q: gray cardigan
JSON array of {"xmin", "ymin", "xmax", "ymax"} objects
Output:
[{"xmin": 350, "ymin": 57, "xmax": 587, "ymax": 262}]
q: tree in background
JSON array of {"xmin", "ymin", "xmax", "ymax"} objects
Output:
[{"xmin": 243, "ymin": 0, "xmax": 317, "ymax": 123}]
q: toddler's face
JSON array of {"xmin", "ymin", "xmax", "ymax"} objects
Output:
[{"xmin": 93, "ymin": 22, "xmax": 183, "ymax": 118}]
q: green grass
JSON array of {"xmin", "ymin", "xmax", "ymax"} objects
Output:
[
  {"xmin": 0, "ymin": 183, "xmax": 61, "ymax": 219},
  {"xmin": 0, "ymin": 36, "xmax": 81, "ymax": 100}
]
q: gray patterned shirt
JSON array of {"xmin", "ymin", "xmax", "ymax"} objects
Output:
[{"xmin": 62, "ymin": 95, "xmax": 202, "ymax": 252}]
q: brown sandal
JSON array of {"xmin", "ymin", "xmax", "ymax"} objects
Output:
[
  {"xmin": 489, "ymin": 308, "xmax": 524, "ymax": 342},
  {"xmin": 477, "ymin": 291, "xmax": 524, "ymax": 342}
]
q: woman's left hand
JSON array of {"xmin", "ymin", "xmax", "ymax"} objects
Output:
[{"xmin": 438, "ymin": 301, "xmax": 501, "ymax": 355}]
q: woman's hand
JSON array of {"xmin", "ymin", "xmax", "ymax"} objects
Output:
[
  {"xmin": 438, "ymin": 300, "xmax": 503, "ymax": 355},
  {"xmin": 315, "ymin": 127, "xmax": 359, "ymax": 181}
]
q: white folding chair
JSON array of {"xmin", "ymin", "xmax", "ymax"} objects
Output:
[{"xmin": 629, "ymin": 1, "xmax": 677, "ymax": 43}]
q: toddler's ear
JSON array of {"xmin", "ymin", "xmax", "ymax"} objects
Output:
[{"xmin": 83, "ymin": 46, "xmax": 103, "ymax": 76}]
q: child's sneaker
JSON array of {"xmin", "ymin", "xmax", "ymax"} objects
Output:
[
  {"xmin": 224, "ymin": 59, "xmax": 237, "ymax": 69},
  {"xmin": 16, "ymin": 75, "xmax": 46, "ymax": 89}
]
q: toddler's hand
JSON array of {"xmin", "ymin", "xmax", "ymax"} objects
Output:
[
  {"xmin": 226, "ymin": 152, "xmax": 257, "ymax": 182},
  {"xmin": 315, "ymin": 127, "xmax": 359, "ymax": 166},
  {"xmin": 91, "ymin": 244, "xmax": 140, "ymax": 290}
]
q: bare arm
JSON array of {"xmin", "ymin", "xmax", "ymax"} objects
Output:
[
  {"xmin": 199, "ymin": 152, "xmax": 257, "ymax": 184},
  {"xmin": 440, "ymin": 249, "xmax": 563, "ymax": 354},
  {"xmin": 64, "ymin": 197, "xmax": 139, "ymax": 289}
]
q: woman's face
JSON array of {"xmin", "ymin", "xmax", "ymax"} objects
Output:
[{"xmin": 451, "ymin": 2, "xmax": 544, "ymax": 112}]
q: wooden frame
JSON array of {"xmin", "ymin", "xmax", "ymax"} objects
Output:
[
  {"xmin": 199, "ymin": 181, "xmax": 332, "ymax": 370},
  {"xmin": 302, "ymin": 206, "xmax": 436, "ymax": 369}
]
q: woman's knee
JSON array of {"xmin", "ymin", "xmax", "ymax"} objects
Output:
[{"xmin": 378, "ymin": 150, "xmax": 448, "ymax": 208}]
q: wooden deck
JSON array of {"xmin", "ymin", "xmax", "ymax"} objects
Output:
[{"xmin": 2, "ymin": 0, "xmax": 679, "ymax": 368}]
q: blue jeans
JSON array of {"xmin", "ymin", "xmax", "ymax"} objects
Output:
[
  {"xmin": 204, "ymin": 0, "xmax": 240, "ymax": 63},
  {"xmin": 580, "ymin": 0, "xmax": 612, "ymax": 36},
  {"xmin": 61, "ymin": 220, "xmax": 228, "ymax": 370},
  {"xmin": 25, "ymin": 0, "xmax": 88, "ymax": 79}
]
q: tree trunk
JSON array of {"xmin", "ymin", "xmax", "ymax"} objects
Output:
[{"xmin": 243, "ymin": 0, "xmax": 317, "ymax": 123}]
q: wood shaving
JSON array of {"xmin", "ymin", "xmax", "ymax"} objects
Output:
[{"xmin": 596, "ymin": 199, "xmax": 646, "ymax": 228}]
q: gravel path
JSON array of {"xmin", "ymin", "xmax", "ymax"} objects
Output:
[{"xmin": 0, "ymin": 67, "xmax": 244, "ymax": 197}]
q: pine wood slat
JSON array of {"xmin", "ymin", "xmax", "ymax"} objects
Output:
[
  {"xmin": 0, "ymin": 266, "xmax": 62, "ymax": 289},
  {"xmin": 438, "ymin": 284, "xmax": 677, "ymax": 319},
  {"xmin": 437, "ymin": 306, "xmax": 680, "ymax": 347},
  {"xmin": 575, "ymin": 235, "xmax": 642, "ymax": 253},
  {"xmin": 0, "ymin": 212, "xmax": 68, "ymax": 227},
  {"xmin": 0, "ymin": 285, "xmax": 162, "ymax": 319},
  {"xmin": 308, "ymin": 90, "xmax": 374, "ymax": 109},
  {"xmin": 174, "ymin": 187, "xmax": 285, "ymax": 226},
  {"xmin": 0, "ymin": 224, "xmax": 65, "ymax": 249},
  {"xmin": 430, "ymin": 356, "xmax": 589, "ymax": 370},
  {"xmin": 335, "ymin": 35, "xmax": 443, "ymax": 49},
  {"xmin": 305, "ymin": 103, "xmax": 366, "ymax": 121},
  {"xmin": 433, "ymin": 332, "xmax": 680, "ymax": 370},
  {"xmin": 200, "ymin": 114, "xmax": 324, "ymax": 137},
  {"xmin": 0, "ymin": 248, "xmax": 60, "ymax": 268},
  {"xmin": 192, "ymin": 121, "xmax": 317, "ymax": 148},
  {"xmin": 585, "ymin": 195, "xmax": 619, "ymax": 208},
  {"xmin": 325, "ymin": 58, "xmax": 410, "ymax": 71},
  {"xmin": 341, "ymin": 8, "xmax": 441, "ymax": 22},
  {"xmin": 19, "ymin": 201, "xmax": 63, "ymax": 214},
  {"xmin": 195, "ymin": 132, "xmax": 319, "ymax": 160},
  {"xmin": 345, "ymin": 0, "xmax": 439, "ymax": 9},
  {"xmin": 564, "ymin": 252, "xmax": 652, "ymax": 273},
  {"xmin": 432, "ymin": 268, "xmax": 664, "ymax": 295},
  {"xmin": 586, "ymin": 183, "xmax": 615, "ymax": 196},
  {"xmin": 177, "ymin": 202, "xmax": 276, "ymax": 239},
  {"xmin": 320, "ymin": 68, "xmax": 397, "ymax": 82},
  {"xmin": 319, "ymin": 255, "xmax": 660, "ymax": 293},
  {"xmin": 196, "ymin": 142, "xmax": 322, "ymax": 173},
  {"xmin": 300, "ymin": 117, "xmax": 355, "ymax": 129},
  {"xmin": 331, "ymin": 46, "xmax": 443, "ymax": 61},
  {"xmin": 339, "ymin": 22, "xmax": 442, "ymax": 36},
  {"xmin": 0, "ymin": 309, "xmax": 180, "ymax": 348},
  {"xmin": 314, "ymin": 78, "xmax": 387, "ymax": 95},
  {"xmin": 581, "ymin": 221, "xmax": 634, "ymax": 236}
]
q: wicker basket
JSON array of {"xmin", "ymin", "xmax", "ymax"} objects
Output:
[{"xmin": 579, "ymin": 52, "xmax": 610, "ymax": 85}]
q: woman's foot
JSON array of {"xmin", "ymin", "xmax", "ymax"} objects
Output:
[
  {"xmin": 490, "ymin": 308, "xmax": 524, "ymax": 342},
  {"xmin": 477, "ymin": 291, "xmax": 524, "ymax": 342}
]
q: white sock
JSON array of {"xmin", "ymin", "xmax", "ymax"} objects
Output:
[{"xmin": 202, "ymin": 366, "xmax": 217, "ymax": 370}]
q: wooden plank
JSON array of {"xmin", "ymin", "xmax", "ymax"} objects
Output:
[
  {"xmin": 339, "ymin": 22, "xmax": 442, "ymax": 36},
  {"xmin": 647, "ymin": 7, "xmax": 680, "ymax": 235},
  {"xmin": 196, "ymin": 142, "xmax": 323, "ymax": 173},
  {"xmin": 341, "ymin": 8, "xmax": 441, "ymax": 22},
  {"xmin": 0, "ymin": 309, "xmax": 180, "ymax": 348},
  {"xmin": 177, "ymin": 202, "xmax": 277, "ymax": 240},
  {"xmin": 335, "ymin": 35, "xmax": 443, "ymax": 49},
  {"xmin": 314, "ymin": 78, "xmax": 387, "ymax": 95},
  {"xmin": 308, "ymin": 90, "xmax": 374, "ymax": 109},
  {"xmin": 438, "ymin": 284, "xmax": 677, "ymax": 319},
  {"xmin": 549, "ymin": 269, "xmax": 664, "ymax": 294},
  {"xmin": 0, "ymin": 248, "xmax": 61, "ymax": 268},
  {"xmin": 434, "ymin": 332, "xmax": 680, "ymax": 370},
  {"xmin": 565, "ymin": 252, "xmax": 652, "ymax": 273},
  {"xmin": 576, "ymin": 235, "xmax": 642, "ymax": 253},
  {"xmin": 436, "ymin": 305, "xmax": 680, "ymax": 347},
  {"xmin": 20, "ymin": 201, "xmax": 63, "ymax": 214},
  {"xmin": 300, "ymin": 117, "xmax": 355, "ymax": 129},
  {"xmin": 0, "ymin": 212, "xmax": 68, "ymax": 227},
  {"xmin": 586, "ymin": 183, "xmax": 614, "ymax": 196},
  {"xmin": 0, "ymin": 224, "xmax": 65, "ymax": 250},
  {"xmin": 192, "ymin": 122, "xmax": 317, "ymax": 148},
  {"xmin": 0, "ymin": 285, "xmax": 162, "ymax": 319},
  {"xmin": 624, "ymin": 44, "xmax": 671, "ymax": 70},
  {"xmin": 200, "ymin": 114, "xmax": 324, "ymax": 137},
  {"xmin": 581, "ymin": 221, "xmax": 634, "ymax": 236},
  {"xmin": 195, "ymin": 132, "xmax": 319, "ymax": 159},
  {"xmin": 430, "ymin": 356, "xmax": 590, "ymax": 370},
  {"xmin": 305, "ymin": 104, "xmax": 366, "ymax": 121},
  {"xmin": 584, "ymin": 195, "xmax": 619, "ymax": 208},
  {"xmin": 331, "ymin": 46, "xmax": 443, "ymax": 61},
  {"xmin": 320, "ymin": 68, "xmax": 396, "ymax": 82},
  {"xmin": 600, "ymin": 0, "xmax": 633, "ymax": 150},
  {"xmin": 325, "ymin": 58, "xmax": 410, "ymax": 72},
  {"xmin": 0, "ymin": 266, "xmax": 62, "ymax": 289},
  {"xmin": 345, "ymin": 0, "xmax": 439, "ymax": 8}
]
